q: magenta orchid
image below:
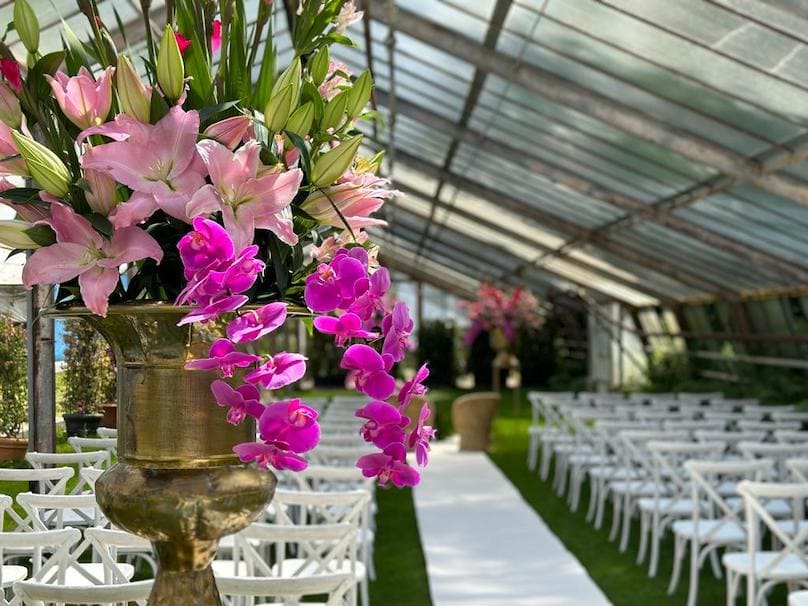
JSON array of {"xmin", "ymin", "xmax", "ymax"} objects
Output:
[
  {"xmin": 313, "ymin": 312, "xmax": 378, "ymax": 347},
  {"xmin": 227, "ymin": 302, "xmax": 287, "ymax": 344},
  {"xmin": 348, "ymin": 267, "xmax": 390, "ymax": 322},
  {"xmin": 356, "ymin": 401, "xmax": 410, "ymax": 449},
  {"xmin": 177, "ymin": 216, "xmax": 235, "ymax": 277},
  {"xmin": 22, "ymin": 204, "xmax": 162, "ymax": 317},
  {"xmin": 304, "ymin": 251, "xmax": 367, "ymax": 313},
  {"xmin": 407, "ymin": 402, "xmax": 437, "ymax": 467},
  {"xmin": 233, "ymin": 442, "xmax": 308, "ymax": 472},
  {"xmin": 210, "ymin": 380, "xmax": 265, "ymax": 425},
  {"xmin": 357, "ymin": 443, "xmax": 420, "ymax": 488},
  {"xmin": 340, "ymin": 344, "xmax": 396, "ymax": 400},
  {"xmin": 188, "ymin": 139, "xmax": 303, "ymax": 250},
  {"xmin": 258, "ymin": 399, "xmax": 320, "ymax": 453},
  {"xmin": 244, "ymin": 352, "xmax": 307, "ymax": 390},
  {"xmin": 382, "ymin": 301, "xmax": 414, "ymax": 362},
  {"xmin": 398, "ymin": 363, "xmax": 430, "ymax": 408},
  {"xmin": 45, "ymin": 67, "xmax": 114, "ymax": 129},
  {"xmin": 184, "ymin": 338, "xmax": 260, "ymax": 377}
]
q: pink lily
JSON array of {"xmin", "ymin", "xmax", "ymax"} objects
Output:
[
  {"xmin": 187, "ymin": 139, "xmax": 302, "ymax": 250},
  {"xmin": 80, "ymin": 105, "xmax": 205, "ymax": 224},
  {"xmin": 356, "ymin": 401, "xmax": 410, "ymax": 449},
  {"xmin": 334, "ymin": 0, "xmax": 363, "ymax": 33},
  {"xmin": 407, "ymin": 402, "xmax": 436, "ymax": 467},
  {"xmin": 398, "ymin": 363, "xmax": 430, "ymax": 408},
  {"xmin": 210, "ymin": 380, "xmax": 265, "ymax": 425},
  {"xmin": 83, "ymin": 169, "xmax": 118, "ymax": 216},
  {"xmin": 227, "ymin": 302, "xmax": 287, "ymax": 344},
  {"xmin": 0, "ymin": 121, "xmax": 29, "ymax": 176},
  {"xmin": 244, "ymin": 352, "xmax": 307, "ymax": 390},
  {"xmin": 233, "ymin": 441, "xmax": 308, "ymax": 472},
  {"xmin": 300, "ymin": 172, "xmax": 392, "ymax": 230},
  {"xmin": 356, "ymin": 443, "xmax": 420, "ymax": 487},
  {"xmin": 313, "ymin": 312, "xmax": 378, "ymax": 347},
  {"xmin": 184, "ymin": 338, "xmax": 260, "ymax": 377},
  {"xmin": 46, "ymin": 67, "xmax": 115, "ymax": 129},
  {"xmin": 340, "ymin": 344, "xmax": 396, "ymax": 400},
  {"xmin": 258, "ymin": 399, "xmax": 320, "ymax": 453},
  {"xmin": 382, "ymin": 301, "xmax": 414, "ymax": 362},
  {"xmin": 22, "ymin": 204, "xmax": 163, "ymax": 317}
]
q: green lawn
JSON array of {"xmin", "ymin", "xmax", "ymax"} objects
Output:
[{"xmin": 487, "ymin": 391, "xmax": 787, "ymax": 606}]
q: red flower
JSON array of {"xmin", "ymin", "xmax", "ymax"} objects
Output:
[
  {"xmin": 174, "ymin": 32, "xmax": 192, "ymax": 55},
  {"xmin": 0, "ymin": 58, "xmax": 22, "ymax": 92}
]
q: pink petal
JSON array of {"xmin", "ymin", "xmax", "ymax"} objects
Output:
[
  {"xmin": 78, "ymin": 266, "xmax": 120, "ymax": 317},
  {"xmin": 22, "ymin": 242, "xmax": 88, "ymax": 287},
  {"xmin": 108, "ymin": 192, "xmax": 158, "ymax": 228}
]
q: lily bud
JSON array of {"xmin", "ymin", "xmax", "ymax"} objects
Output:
[
  {"xmin": 83, "ymin": 168, "xmax": 118, "ymax": 215},
  {"xmin": 46, "ymin": 67, "xmax": 115, "ymax": 129},
  {"xmin": 285, "ymin": 102, "xmax": 314, "ymax": 136},
  {"xmin": 347, "ymin": 70, "xmax": 372, "ymax": 118},
  {"xmin": 156, "ymin": 25, "xmax": 185, "ymax": 102},
  {"xmin": 116, "ymin": 54, "xmax": 151, "ymax": 122},
  {"xmin": 310, "ymin": 135, "xmax": 363, "ymax": 188},
  {"xmin": 13, "ymin": 0, "xmax": 39, "ymax": 54},
  {"xmin": 264, "ymin": 85, "xmax": 294, "ymax": 133},
  {"xmin": 321, "ymin": 91, "xmax": 348, "ymax": 132},
  {"xmin": 271, "ymin": 58, "xmax": 301, "ymax": 107},
  {"xmin": 0, "ymin": 82, "xmax": 21, "ymax": 128},
  {"xmin": 0, "ymin": 219, "xmax": 39, "ymax": 249},
  {"xmin": 203, "ymin": 114, "xmax": 253, "ymax": 149},
  {"xmin": 11, "ymin": 131, "xmax": 71, "ymax": 198},
  {"xmin": 309, "ymin": 47, "xmax": 329, "ymax": 86}
]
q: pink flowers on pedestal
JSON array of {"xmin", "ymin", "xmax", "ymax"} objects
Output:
[{"xmin": 304, "ymin": 246, "xmax": 433, "ymax": 487}]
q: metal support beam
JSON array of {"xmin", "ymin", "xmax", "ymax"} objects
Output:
[
  {"xmin": 26, "ymin": 285, "xmax": 55, "ymax": 453},
  {"xmin": 395, "ymin": 180, "xmax": 672, "ymax": 303},
  {"xmin": 372, "ymin": 91, "xmax": 808, "ymax": 282},
  {"xmin": 390, "ymin": 148, "xmax": 736, "ymax": 296},
  {"xmin": 370, "ymin": 4, "xmax": 808, "ymax": 206},
  {"xmin": 377, "ymin": 250, "xmax": 478, "ymax": 299}
]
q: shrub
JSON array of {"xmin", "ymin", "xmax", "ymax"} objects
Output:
[
  {"xmin": 418, "ymin": 320, "xmax": 456, "ymax": 387},
  {"xmin": 62, "ymin": 320, "xmax": 115, "ymax": 415},
  {"xmin": 0, "ymin": 315, "xmax": 27, "ymax": 437}
]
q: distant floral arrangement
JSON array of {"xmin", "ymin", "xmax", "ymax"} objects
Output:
[
  {"xmin": 461, "ymin": 284, "xmax": 542, "ymax": 345},
  {"xmin": 0, "ymin": 0, "xmax": 431, "ymax": 486}
]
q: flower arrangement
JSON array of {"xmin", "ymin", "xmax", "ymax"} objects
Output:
[
  {"xmin": 461, "ymin": 283, "xmax": 542, "ymax": 345},
  {"xmin": 1, "ymin": 0, "xmax": 432, "ymax": 486}
]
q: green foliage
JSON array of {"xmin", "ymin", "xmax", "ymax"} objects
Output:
[
  {"xmin": 0, "ymin": 316, "xmax": 27, "ymax": 437},
  {"xmin": 306, "ymin": 329, "xmax": 346, "ymax": 387},
  {"xmin": 645, "ymin": 350, "xmax": 693, "ymax": 392},
  {"xmin": 417, "ymin": 320, "xmax": 456, "ymax": 387},
  {"xmin": 61, "ymin": 320, "xmax": 115, "ymax": 415},
  {"xmin": 466, "ymin": 330, "xmax": 495, "ymax": 389}
]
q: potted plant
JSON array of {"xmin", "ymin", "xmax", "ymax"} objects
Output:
[
  {"xmin": 61, "ymin": 320, "xmax": 105, "ymax": 436},
  {"xmin": 0, "ymin": 315, "xmax": 28, "ymax": 461}
]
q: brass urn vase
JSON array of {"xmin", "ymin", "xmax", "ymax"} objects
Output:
[{"xmin": 61, "ymin": 304, "xmax": 276, "ymax": 605}]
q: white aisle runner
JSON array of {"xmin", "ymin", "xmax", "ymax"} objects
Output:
[{"xmin": 413, "ymin": 440, "xmax": 612, "ymax": 606}]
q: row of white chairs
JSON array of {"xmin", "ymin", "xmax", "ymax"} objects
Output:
[{"xmin": 528, "ymin": 391, "xmax": 808, "ymax": 606}]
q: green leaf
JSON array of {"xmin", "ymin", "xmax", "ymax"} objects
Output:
[
  {"xmin": 87, "ymin": 213, "xmax": 113, "ymax": 238},
  {"xmin": 267, "ymin": 234, "xmax": 289, "ymax": 296},
  {"xmin": 284, "ymin": 130, "xmax": 312, "ymax": 177},
  {"xmin": 198, "ymin": 100, "xmax": 241, "ymax": 125},
  {"xmin": 301, "ymin": 81, "xmax": 325, "ymax": 123},
  {"xmin": 176, "ymin": 1, "xmax": 215, "ymax": 107},
  {"xmin": 226, "ymin": 0, "xmax": 249, "ymax": 101},
  {"xmin": 23, "ymin": 224, "xmax": 55, "ymax": 247},
  {"xmin": 251, "ymin": 22, "xmax": 276, "ymax": 110},
  {"xmin": 0, "ymin": 187, "xmax": 41, "ymax": 203},
  {"xmin": 149, "ymin": 92, "xmax": 170, "ymax": 123}
]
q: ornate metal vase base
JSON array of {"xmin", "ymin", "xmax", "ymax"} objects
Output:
[{"xmin": 55, "ymin": 304, "xmax": 277, "ymax": 605}]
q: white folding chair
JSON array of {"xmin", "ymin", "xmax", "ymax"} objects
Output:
[
  {"xmin": 218, "ymin": 572, "xmax": 353, "ymax": 606},
  {"xmin": 739, "ymin": 442, "xmax": 808, "ymax": 484},
  {"xmin": 694, "ymin": 431, "xmax": 767, "ymax": 454},
  {"xmin": 669, "ymin": 459, "xmax": 772, "ymax": 606},
  {"xmin": 26, "ymin": 452, "xmax": 109, "ymax": 494},
  {"xmin": 96, "ymin": 428, "xmax": 117, "ymax": 439},
  {"xmin": 0, "ymin": 468, "xmax": 74, "ymax": 532},
  {"xmin": 724, "ymin": 481, "xmax": 808, "ymax": 606},
  {"xmin": 16, "ymin": 492, "xmax": 103, "ymax": 532},
  {"xmin": 791, "ymin": 591, "xmax": 808, "ymax": 606},
  {"xmin": 0, "ymin": 527, "xmax": 82, "ymax": 606},
  {"xmin": 11, "ymin": 579, "xmax": 152, "ymax": 606},
  {"xmin": 738, "ymin": 420, "xmax": 801, "ymax": 435},
  {"xmin": 85, "ymin": 526, "xmax": 155, "ymax": 583},
  {"xmin": 0, "ymin": 497, "xmax": 28, "ymax": 597},
  {"xmin": 307, "ymin": 446, "xmax": 374, "ymax": 467},
  {"xmin": 67, "ymin": 437, "xmax": 117, "ymax": 466},
  {"xmin": 639, "ymin": 441, "xmax": 725, "ymax": 577},
  {"xmin": 776, "ymin": 431, "xmax": 808, "ymax": 444}
]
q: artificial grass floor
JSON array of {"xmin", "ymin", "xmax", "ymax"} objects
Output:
[{"xmin": 487, "ymin": 396, "xmax": 787, "ymax": 606}]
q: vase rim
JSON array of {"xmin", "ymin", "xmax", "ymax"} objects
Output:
[{"xmin": 42, "ymin": 301, "xmax": 311, "ymax": 318}]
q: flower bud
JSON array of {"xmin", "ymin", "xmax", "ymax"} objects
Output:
[
  {"xmin": 321, "ymin": 91, "xmax": 347, "ymax": 132},
  {"xmin": 285, "ymin": 102, "xmax": 314, "ymax": 136},
  {"xmin": 310, "ymin": 135, "xmax": 362, "ymax": 188},
  {"xmin": 46, "ymin": 67, "xmax": 115, "ymax": 129},
  {"xmin": 0, "ymin": 219, "xmax": 39, "ymax": 249},
  {"xmin": 157, "ymin": 25, "xmax": 185, "ymax": 102},
  {"xmin": 309, "ymin": 47, "xmax": 329, "ymax": 86},
  {"xmin": 264, "ymin": 85, "xmax": 294, "ymax": 133},
  {"xmin": 13, "ymin": 0, "xmax": 39, "ymax": 54},
  {"xmin": 204, "ymin": 114, "xmax": 254, "ymax": 149},
  {"xmin": 83, "ymin": 168, "xmax": 118, "ymax": 215},
  {"xmin": 347, "ymin": 70, "xmax": 372, "ymax": 118},
  {"xmin": 271, "ymin": 58, "xmax": 301, "ymax": 107},
  {"xmin": 11, "ymin": 131, "xmax": 71, "ymax": 198},
  {"xmin": 0, "ymin": 82, "xmax": 21, "ymax": 128},
  {"xmin": 116, "ymin": 54, "xmax": 151, "ymax": 122}
]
